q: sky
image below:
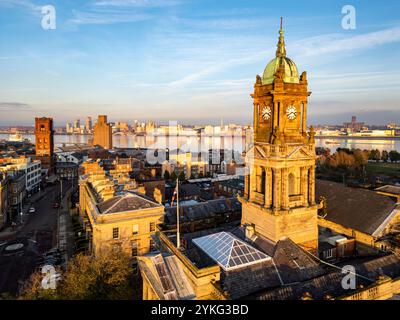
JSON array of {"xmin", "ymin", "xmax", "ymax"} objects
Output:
[{"xmin": 0, "ymin": 0, "xmax": 400, "ymax": 126}]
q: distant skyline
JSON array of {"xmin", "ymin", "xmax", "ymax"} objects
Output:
[{"xmin": 1, "ymin": 0, "xmax": 400, "ymax": 126}]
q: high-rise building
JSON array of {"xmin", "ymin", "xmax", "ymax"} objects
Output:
[
  {"xmin": 93, "ymin": 115, "xmax": 113, "ymax": 149},
  {"xmin": 35, "ymin": 117, "xmax": 54, "ymax": 174},
  {"xmin": 85, "ymin": 116, "xmax": 92, "ymax": 132},
  {"xmin": 66, "ymin": 122, "xmax": 72, "ymax": 133},
  {"xmin": 74, "ymin": 119, "xmax": 80, "ymax": 130},
  {"xmin": 240, "ymin": 19, "xmax": 318, "ymax": 254}
]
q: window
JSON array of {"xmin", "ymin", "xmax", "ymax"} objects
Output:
[
  {"xmin": 150, "ymin": 239, "xmax": 156, "ymax": 251},
  {"xmin": 132, "ymin": 241, "xmax": 138, "ymax": 257},
  {"xmin": 324, "ymin": 249, "xmax": 334, "ymax": 259},
  {"xmin": 112, "ymin": 227, "xmax": 119, "ymax": 239},
  {"xmin": 289, "ymin": 173, "xmax": 295, "ymax": 196},
  {"xmin": 149, "ymin": 222, "xmax": 156, "ymax": 232},
  {"xmin": 132, "ymin": 224, "xmax": 139, "ymax": 236}
]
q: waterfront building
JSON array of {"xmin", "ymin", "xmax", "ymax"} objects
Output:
[
  {"xmin": 35, "ymin": 117, "xmax": 54, "ymax": 174},
  {"xmin": 85, "ymin": 116, "xmax": 92, "ymax": 132},
  {"xmin": 343, "ymin": 116, "xmax": 365, "ymax": 132},
  {"xmin": 93, "ymin": 115, "xmax": 113, "ymax": 150}
]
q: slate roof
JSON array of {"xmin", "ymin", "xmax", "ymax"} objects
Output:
[
  {"xmin": 97, "ymin": 192, "xmax": 161, "ymax": 214},
  {"xmin": 164, "ymin": 197, "xmax": 241, "ymax": 225},
  {"xmin": 316, "ymin": 179, "xmax": 398, "ymax": 235},
  {"xmin": 251, "ymin": 254, "xmax": 400, "ymax": 300}
]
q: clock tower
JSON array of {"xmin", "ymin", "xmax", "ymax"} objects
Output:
[{"xmin": 240, "ymin": 19, "xmax": 318, "ymax": 254}]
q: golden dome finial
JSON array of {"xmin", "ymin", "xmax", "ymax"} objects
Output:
[{"xmin": 276, "ymin": 17, "xmax": 286, "ymax": 58}]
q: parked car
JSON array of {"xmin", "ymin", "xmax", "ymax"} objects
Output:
[
  {"xmin": 28, "ymin": 207, "xmax": 36, "ymax": 214},
  {"xmin": 53, "ymin": 202, "xmax": 60, "ymax": 209}
]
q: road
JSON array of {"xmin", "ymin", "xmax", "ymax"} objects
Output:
[{"xmin": 0, "ymin": 179, "xmax": 73, "ymax": 295}]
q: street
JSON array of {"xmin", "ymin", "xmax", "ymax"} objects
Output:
[{"xmin": 0, "ymin": 179, "xmax": 73, "ymax": 296}]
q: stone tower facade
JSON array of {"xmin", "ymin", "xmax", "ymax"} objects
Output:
[
  {"xmin": 93, "ymin": 115, "xmax": 113, "ymax": 150},
  {"xmin": 240, "ymin": 20, "xmax": 318, "ymax": 254},
  {"xmin": 35, "ymin": 117, "xmax": 54, "ymax": 174}
]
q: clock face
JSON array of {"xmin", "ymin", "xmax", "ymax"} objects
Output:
[
  {"xmin": 286, "ymin": 105, "xmax": 297, "ymax": 120},
  {"xmin": 261, "ymin": 106, "xmax": 271, "ymax": 120}
]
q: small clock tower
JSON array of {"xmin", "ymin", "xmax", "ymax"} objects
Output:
[{"xmin": 240, "ymin": 19, "xmax": 318, "ymax": 254}]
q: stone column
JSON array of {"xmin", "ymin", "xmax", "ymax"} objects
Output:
[
  {"xmin": 249, "ymin": 165, "xmax": 257, "ymax": 200},
  {"xmin": 308, "ymin": 166, "xmax": 315, "ymax": 205},
  {"xmin": 244, "ymin": 173, "xmax": 249, "ymax": 199},
  {"xmin": 300, "ymin": 166, "xmax": 308, "ymax": 206},
  {"xmin": 264, "ymin": 168, "xmax": 270, "ymax": 207},
  {"xmin": 281, "ymin": 168, "xmax": 289, "ymax": 209},
  {"xmin": 273, "ymin": 101, "xmax": 279, "ymax": 128},
  {"xmin": 253, "ymin": 104, "xmax": 258, "ymax": 138},
  {"xmin": 302, "ymin": 102, "xmax": 307, "ymax": 133},
  {"xmin": 273, "ymin": 168, "xmax": 281, "ymax": 210}
]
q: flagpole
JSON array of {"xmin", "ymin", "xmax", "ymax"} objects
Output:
[{"xmin": 176, "ymin": 178, "xmax": 180, "ymax": 249}]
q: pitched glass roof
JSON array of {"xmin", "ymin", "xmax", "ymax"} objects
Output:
[{"xmin": 192, "ymin": 231, "xmax": 271, "ymax": 271}]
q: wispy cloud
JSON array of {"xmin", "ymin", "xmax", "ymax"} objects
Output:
[
  {"xmin": 0, "ymin": 102, "xmax": 32, "ymax": 111},
  {"xmin": 93, "ymin": 0, "xmax": 182, "ymax": 7},
  {"xmin": 0, "ymin": 0, "xmax": 41, "ymax": 16},
  {"xmin": 68, "ymin": 9, "xmax": 153, "ymax": 25},
  {"xmin": 293, "ymin": 26, "xmax": 400, "ymax": 57}
]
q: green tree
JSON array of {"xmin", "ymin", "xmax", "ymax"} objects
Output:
[
  {"xmin": 389, "ymin": 150, "xmax": 400, "ymax": 162},
  {"xmin": 170, "ymin": 171, "xmax": 177, "ymax": 181},
  {"xmin": 20, "ymin": 249, "xmax": 134, "ymax": 300},
  {"xmin": 163, "ymin": 170, "xmax": 170, "ymax": 181},
  {"xmin": 178, "ymin": 171, "xmax": 186, "ymax": 181},
  {"xmin": 382, "ymin": 150, "xmax": 389, "ymax": 162},
  {"xmin": 369, "ymin": 149, "xmax": 381, "ymax": 162}
]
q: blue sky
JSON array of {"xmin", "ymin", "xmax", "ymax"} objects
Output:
[{"xmin": 1, "ymin": 0, "xmax": 400, "ymax": 126}]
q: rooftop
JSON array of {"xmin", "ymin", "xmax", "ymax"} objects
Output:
[
  {"xmin": 316, "ymin": 179, "xmax": 398, "ymax": 235},
  {"xmin": 97, "ymin": 192, "xmax": 162, "ymax": 214}
]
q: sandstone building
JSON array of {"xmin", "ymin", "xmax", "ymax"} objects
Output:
[
  {"xmin": 35, "ymin": 117, "xmax": 54, "ymax": 174},
  {"xmin": 138, "ymin": 20, "xmax": 400, "ymax": 301},
  {"xmin": 93, "ymin": 115, "xmax": 113, "ymax": 150}
]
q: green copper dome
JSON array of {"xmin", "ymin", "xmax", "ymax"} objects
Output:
[
  {"xmin": 262, "ymin": 56, "xmax": 299, "ymax": 85},
  {"xmin": 261, "ymin": 18, "xmax": 300, "ymax": 85}
]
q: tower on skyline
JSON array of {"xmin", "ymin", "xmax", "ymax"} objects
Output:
[
  {"xmin": 35, "ymin": 117, "xmax": 54, "ymax": 174},
  {"xmin": 240, "ymin": 19, "xmax": 319, "ymax": 253},
  {"xmin": 93, "ymin": 115, "xmax": 113, "ymax": 150}
]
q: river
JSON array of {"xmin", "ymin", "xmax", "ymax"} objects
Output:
[{"xmin": 1, "ymin": 134, "xmax": 399, "ymax": 153}]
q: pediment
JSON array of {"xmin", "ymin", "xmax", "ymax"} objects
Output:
[{"xmin": 286, "ymin": 146, "xmax": 313, "ymax": 159}]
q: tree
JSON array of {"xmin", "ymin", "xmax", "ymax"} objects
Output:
[
  {"xmin": 389, "ymin": 150, "xmax": 400, "ymax": 163},
  {"xmin": 170, "ymin": 171, "xmax": 177, "ymax": 181},
  {"xmin": 178, "ymin": 171, "xmax": 186, "ymax": 181},
  {"xmin": 382, "ymin": 150, "xmax": 389, "ymax": 162},
  {"xmin": 20, "ymin": 249, "xmax": 134, "ymax": 300},
  {"xmin": 163, "ymin": 170, "xmax": 170, "ymax": 181},
  {"xmin": 353, "ymin": 149, "xmax": 368, "ymax": 168},
  {"xmin": 369, "ymin": 149, "xmax": 381, "ymax": 162}
]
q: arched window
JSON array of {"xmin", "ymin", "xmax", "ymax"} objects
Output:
[
  {"xmin": 289, "ymin": 173, "xmax": 295, "ymax": 196},
  {"xmin": 261, "ymin": 169, "xmax": 266, "ymax": 194}
]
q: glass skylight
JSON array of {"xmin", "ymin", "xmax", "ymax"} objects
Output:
[{"xmin": 192, "ymin": 231, "xmax": 271, "ymax": 271}]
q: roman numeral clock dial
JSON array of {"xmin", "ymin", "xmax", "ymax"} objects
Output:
[
  {"xmin": 261, "ymin": 106, "xmax": 271, "ymax": 120},
  {"xmin": 286, "ymin": 105, "xmax": 297, "ymax": 120}
]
